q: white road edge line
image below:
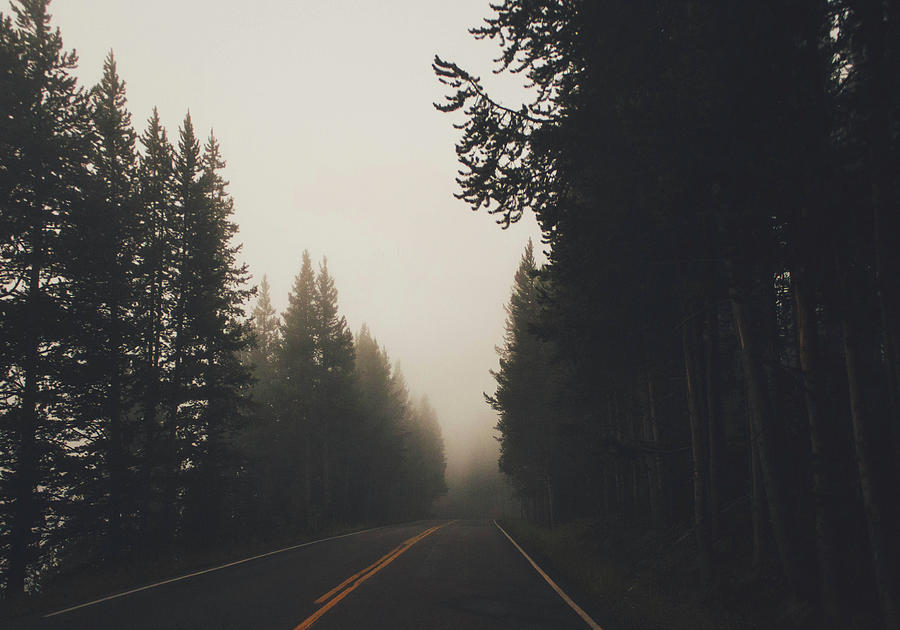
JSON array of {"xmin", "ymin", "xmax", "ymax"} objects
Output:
[
  {"xmin": 493, "ymin": 519, "xmax": 603, "ymax": 630},
  {"xmin": 43, "ymin": 525, "xmax": 388, "ymax": 618}
]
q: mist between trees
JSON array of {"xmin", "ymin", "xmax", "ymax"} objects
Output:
[
  {"xmin": 442, "ymin": 1, "xmax": 900, "ymax": 629},
  {"xmin": 0, "ymin": 0, "xmax": 446, "ymax": 600}
]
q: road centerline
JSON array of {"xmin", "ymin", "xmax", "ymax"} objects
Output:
[
  {"xmin": 313, "ymin": 542, "xmax": 407, "ymax": 605},
  {"xmin": 295, "ymin": 521, "xmax": 454, "ymax": 630}
]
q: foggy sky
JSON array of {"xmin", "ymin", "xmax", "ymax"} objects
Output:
[{"xmin": 49, "ymin": 0, "xmax": 543, "ymax": 483}]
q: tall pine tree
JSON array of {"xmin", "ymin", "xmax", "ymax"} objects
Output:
[
  {"xmin": 0, "ymin": 0, "xmax": 92, "ymax": 595},
  {"xmin": 63, "ymin": 49, "xmax": 141, "ymax": 558},
  {"xmin": 133, "ymin": 107, "xmax": 176, "ymax": 542},
  {"xmin": 278, "ymin": 251, "xmax": 318, "ymax": 527},
  {"xmin": 312, "ymin": 258, "xmax": 355, "ymax": 519}
]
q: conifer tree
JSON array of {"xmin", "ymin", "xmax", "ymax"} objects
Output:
[
  {"xmin": 0, "ymin": 0, "xmax": 92, "ymax": 595},
  {"xmin": 248, "ymin": 276, "xmax": 280, "ymax": 376},
  {"xmin": 439, "ymin": 1, "xmax": 900, "ymax": 624},
  {"xmin": 400, "ymin": 396, "xmax": 447, "ymax": 518},
  {"xmin": 278, "ymin": 251, "xmax": 319, "ymax": 525},
  {"xmin": 488, "ymin": 241, "xmax": 561, "ymax": 525},
  {"xmin": 353, "ymin": 325, "xmax": 399, "ymax": 521},
  {"xmin": 133, "ymin": 107, "xmax": 176, "ymax": 540},
  {"xmin": 313, "ymin": 258, "xmax": 355, "ymax": 517},
  {"xmin": 63, "ymin": 49, "xmax": 141, "ymax": 557},
  {"xmin": 238, "ymin": 276, "xmax": 282, "ymax": 532},
  {"xmin": 150, "ymin": 112, "xmax": 205, "ymax": 539},
  {"xmin": 245, "ymin": 274, "xmax": 280, "ymax": 421},
  {"xmin": 180, "ymin": 130, "xmax": 252, "ymax": 540}
]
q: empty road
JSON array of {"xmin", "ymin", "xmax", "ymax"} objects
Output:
[{"xmin": 19, "ymin": 520, "xmax": 600, "ymax": 630}]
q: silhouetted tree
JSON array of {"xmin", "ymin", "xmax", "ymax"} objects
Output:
[
  {"xmin": 353, "ymin": 324, "xmax": 402, "ymax": 522},
  {"xmin": 277, "ymin": 251, "xmax": 319, "ymax": 527},
  {"xmin": 488, "ymin": 241, "xmax": 562, "ymax": 526},
  {"xmin": 0, "ymin": 0, "xmax": 92, "ymax": 595},
  {"xmin": 312, "ymin": 259, "xmax": 355, "ymax": 520},
  {"xmin": 133, "ymin": 106, "xmax": 176, "ymax": 543},
  {"xmin": 399, "ymin": 396, "xmax": 447, "ymax": 518},
  {"xmin": 438, "ymin": 0, "xmax": 900, "ymax": 626},
  {"xmin": 179, "ymin": 130, "xmax": 253, "ymax": 541},
  {"xmin": 62, "ymin": 50, "xmax": 141, "ymax": 560}
]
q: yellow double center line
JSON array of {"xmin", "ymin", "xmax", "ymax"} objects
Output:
[{"xmin": 294, "ymin": 521, "xmax": 454, "ymax": 630}]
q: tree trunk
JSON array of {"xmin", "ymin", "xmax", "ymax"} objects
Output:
[
  {"xmin": 163, "ymin": 327, "xmax": 184, "ymax": 539},
  {"xmin": 749, "ymin": 429, "xmax": 763, "ymax": 569},
  {"xmin": 322, "ymin": 435, "xmax": 330, "ymax": 516},
  {"xmin": 646, "ymin": 373, "xmax": 665, "ymax": 526},
  {"xmin": 844, "ymin": 320, "xmax": 900, "ymax": 630},
  {"xmin": 684, "ymin": 314, "xmax": 712, "ymax": 587},
  {"xmin": 107, "ymin": 306, "xmax": 124, "ymax": 557},
  {"xmin": 7, "ymin": 243, "xmax": 43, "ymax": 596},
  {"xmin": 704, "ymin": 304, "xmax": 722, "ymax": 540},
  {"xmin": 162, "ymin": 234, "xmax": 189, "ymax": 541},
  {"xmin": 794, "ymin": 273, "xmax": 840, "ymax": 620},
  {"xmin": 731, "ymin": 283, "xmax": 800, "ymax": 592},
  {"xmin": 139, "ymin": 324, "xmax": 162, "ymax": 539},
  {"xmin": 879, "ymin": 294, "xmax": 900, "ymax": 465},
  {"xmin": 303, "ymin": 425, "xmax": 313, "ymax": 527},
  {"xmin": 613, "ymin": 460, "xmax": 624, "ymax": 517},
  {"xmin": 546, "ymin": 474, "xmax": 555, "ymax": 529},
  {"xmin": 856, "ymin": 0, "xmax": 900, "ymax": 470},
  {"xmin": 600, "ymin": 462, "xmax": 610, "ymax": 520}
]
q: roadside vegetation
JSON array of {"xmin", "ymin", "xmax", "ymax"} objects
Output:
[
  {"xmin": 444, "ymin": 2, "xmax": 900, "ymax": 628},
  {"xmin": 0, "ymin": 0, "xmax": 447, "ymax": 612}
]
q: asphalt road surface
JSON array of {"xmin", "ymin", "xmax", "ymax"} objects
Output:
[{"xmin": 18, "ymin": 519, "xmax": 600, "ymax": 630}]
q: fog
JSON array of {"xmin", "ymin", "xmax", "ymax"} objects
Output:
[{"xmin": 51, "ymin": 0, "xmax": 541, "ymax": 511}]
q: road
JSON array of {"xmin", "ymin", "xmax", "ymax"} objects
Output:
[{"xmin": 18, "ymin": 519, "xmax": 600, "ymax": 630}]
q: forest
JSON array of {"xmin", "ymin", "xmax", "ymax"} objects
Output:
[
  {"xmin": 439, "ymin": 0, "xmax": 900, "ymax": 628},
  {"xmin": 0, "ymin": 0, "xmax": 446, "ymax": 602}
]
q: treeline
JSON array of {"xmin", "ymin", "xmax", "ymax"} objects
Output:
[
  {"xmin": 439, "ymin": 0, "xmax": 899, "ymax": 627},
  {"xmin": 245, "ymin": 264, "xmax": 447, "ymax": 534},
  {"xmin": 0, "ymin": 0, "xmax": 445, "ymax": 599}
]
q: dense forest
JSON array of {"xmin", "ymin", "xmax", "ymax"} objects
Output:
[
  {"xmin": 0, "ymin": 0, "xmax": 445, "ymax": 600},
  {"xmin": 438, "ymin": 0, "xmax": 900, "ymax": 628}
]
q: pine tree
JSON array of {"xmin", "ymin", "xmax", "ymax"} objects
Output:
[
  {"xmin": 63, "ymin": 49, "xmax": 141, "ymax": 558},
  {"xmin": 278, "ymin": 251, "xmax": 319, "ymax": 526},
  {"xmin": 488, "ymin": 241, "xmax": 561, "ymax": 525},
  {"xmin": 179, "ymin": 130, "xmax": 252, "ymax": 541},
  {"xmin": 353, "ymin": 325, "xmax": 403, "ymax": 522},
  {"xmin": 353, "ymin": 325, "xmax": 389, "ymax": 517},
  {"xmin": 248, "ymin": 276, "xmax": 280, "ymax": 375},
  {"xmin": 245, "ymin": 275, "xmax": 280, "ymax": 423},
  {"xmin": 238, "ymin": 276, "xmax": 282, "ymax": 533},
  {"xmin": 149, "ymin": 112, "xmax": 206, "ymax": 540},
  {"xmin": 400, "ymin": 396, "xmax": 447, "ymax": 518},
  {"xmin": 439, "ymin": 1, "xmax": 900, "ymax": 624},
  {"xmin": 133, "ymin": 107, "xmax": 176, "ymax": 541},
  {"xmin": 0, "ymin": 0, "xmax": 92, "ymax": 595},
  {"xmin": 313, "ymin": 258, "xmax": 355, "ymax": 518}
]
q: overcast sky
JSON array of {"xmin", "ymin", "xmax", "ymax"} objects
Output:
[{"xmin": 47, "ymin": 0, "xmax": 544, "ymax": 480}]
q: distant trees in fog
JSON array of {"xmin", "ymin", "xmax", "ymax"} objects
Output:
[
  {"xmin": 0, "ymin": 0, "xmax": 445, "ymax": 598},
  {"xmin": 243, "ymin": 263, "xmax": 447, "ymax": 535},
  {"xmin": 443, "ymin": 0, "xmax": 900, "ymax": 627}
]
